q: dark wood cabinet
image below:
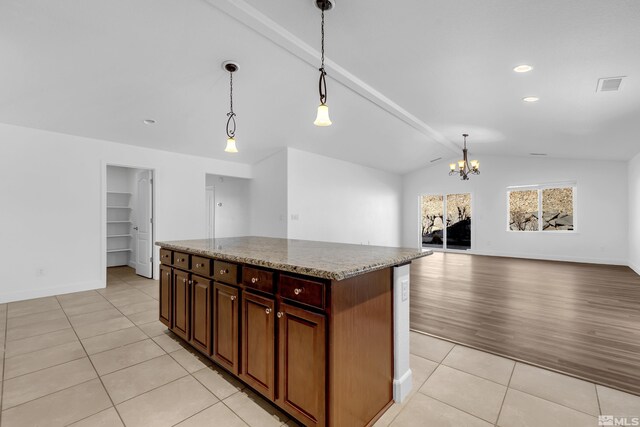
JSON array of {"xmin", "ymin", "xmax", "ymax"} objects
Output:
[
  {"xmin": 172, "ymin": 269, "xmax": 190, "ymax": 341},
  {"xmin": 190, "ymin": 275, "xmax": 212, "ymax": 355},
  {"xmin": 157, "ymin": 245, "xmax": 396, "ymax": 427},
  {"xmin": 212, "ymin": 282, "xmax": 239, "ymax": 374},
  {"xmin": 240, "ymin": 292, "xmax": 275, "ymax": 400},
  {"xmin": 277, "ymin": 302, "xmax": 326, "ymax": 427},
  {"xmin": 159, "ymin": 264, "xmax": 172, "ymax": 327}
]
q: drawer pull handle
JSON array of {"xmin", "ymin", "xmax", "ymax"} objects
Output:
[
  {"xmin": 219, "ymin": 269, "xmax": 229, "ymax": 274},
  {"xmin": 277, "ymin": 312, "xmax": 283, "ymax": 318},
  {"xmin": 230, "ymin": 295, "xmax": 237, "ymax": 301},
  {"xmin": 188, "ymin": 280, "xmax": 193, "ymax": 285},
  {"xmin": 265, "ymin": 308, "xmax": 272, "ymax": 315},
  {"xmin": 251, "ymin": 277, "xmax": 259, "ymax": 284},
  {"xmin": 294, "ymin": 288, "xmax": 303, "ymax": 295}
]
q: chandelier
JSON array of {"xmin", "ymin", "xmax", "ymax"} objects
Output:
[{"xmin": 449, "ymin": 133, "xmax": 479, "ymax": 180}]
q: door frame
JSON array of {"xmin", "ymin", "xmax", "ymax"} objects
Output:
[
  {"xmin": 101, "ymin": 161, "xmax": 157, "ymax": 286},
  {"xmin": 417, "ymin": 191, "xmax": 475, "ymax": 253}
]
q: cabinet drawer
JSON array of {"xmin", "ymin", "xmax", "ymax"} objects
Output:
[
  {"xmin": 242, "ymin": 266, "xmax": 274, "ymax": 294},
  {"xmin": 160, "ymin": 249, "xmax": 173, "ymax": 265},
  {"xmin": 279, "ymin": 275, "xmax": 325, "ymax": 310},
  {"xmin": 174, "ymin": 252, "xmax": 190, "ymax": 270},
  {"xmin": 214, "ymin": 260, "xmax": 239, "ymax": 285},
  {"xmin": 192, "ymin": 256, "xmax": 212, "ymax": 277}
]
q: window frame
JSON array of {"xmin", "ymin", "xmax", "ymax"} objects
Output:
[
  {"xmin": 419, "ymin": 192, "xmax": 474, "ymax": 251},
  {"xmin": 506, "ymin": 182, "xmax": 577, "ymax": 233}
]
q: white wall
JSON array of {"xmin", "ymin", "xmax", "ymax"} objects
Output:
[
  {"xmin": 629, "ymin": 152, "xmax": 640, "ymax": 274},
  {"xmin": 206, "ymin": 174, "xmax": 251, "ymax": 238},
  {"xmin": 287, "ymin": 148, "xmax": 403, "ymax": 247},
  {"xmin": 403, "ymin": 155, "xmax": 629, "ymax": 265},
  {"xmin": 0, "ymin": 123, "xmax": 251, "ymax": 303},
  {"xmin": 249, "ymin": 150, "xmax": 288, "ymax": 238}
]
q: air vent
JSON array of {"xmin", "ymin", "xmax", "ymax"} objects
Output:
[
  {"xmin": 430, "ymin": 157, "xmax": 442, "ymax": 163},
  {"xmin": 529, "ymin": 153, "xmax": 547, "ymax": 156},
  {"xmin": 596, "ymin": 77, "xmax": 624, "ymax": 92}
]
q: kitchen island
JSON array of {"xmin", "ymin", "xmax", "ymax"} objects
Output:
[{"xmin": 156, "ymin": 237, "xmax": 429, "ymax": 427}]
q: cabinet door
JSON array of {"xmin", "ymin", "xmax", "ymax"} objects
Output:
[
  {"xmin": 190, "ymin": 276, "xmax": 212, "ymax": 355},
  {"xmin": 240, "ymin": 292, "xmax": 275, "ymax": 400},
  {"xmin": 277, "ymin": 303, "xmax": 326, "ymax": 427},
  {"xmin": 213, "ymin": 282, "xmax": 239, "ymax": 373},
  {"xmin": 172, "ymin": 269, "xmax": 190, "ymax": 341},
  {"xmin": 159, "ymin": 264, "xmax": 172, "ymax": 327}
]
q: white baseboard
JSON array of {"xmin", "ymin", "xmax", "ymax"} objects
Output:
[
  {"xmin": 630, "ymin": 262, "xmax": 640, "ymax": 276},
  {"xmin": 128, "ymin": 261, "xmax": 137, "ymax": 269},
  {"xmin": 393, "ymin": 369, "xmax": 413, "ymax": 403},
  {"xmin": 464, "ymin": 249, "xmax": 627, "ymax": 266},
  {"xmin": 0, "ymin": 280, "xmax": 104, "ymax": 304}
]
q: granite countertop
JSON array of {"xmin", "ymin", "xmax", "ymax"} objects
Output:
[{"xmin": 156, "ymin": 236, "xmax": 431, "ymax": 280}]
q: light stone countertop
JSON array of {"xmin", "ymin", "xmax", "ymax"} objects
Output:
[{"xmin": 156, "ymin": 236, "xmax": 431, "ymax": 281}]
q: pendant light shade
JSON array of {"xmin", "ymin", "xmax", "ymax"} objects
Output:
[
  {"xmin": 223, "ymin": 61, "xmax": 239, "ymax": 153},
  {"xmin": 314, "ymin": 104, "xmax": 332, "ymax": 126},
  {"xmin": 314, "ymin": 0, "xmax": 333, "ymax": 127},
  {"xmin": 225, "ymin": 137, "xmax": 238, "ymax": 153}
]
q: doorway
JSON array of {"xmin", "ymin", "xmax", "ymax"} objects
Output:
[
  {"xmin": 204, "ymin": 174, "xmax": 251, "ymax": 239},
  {"xmin": 421, "ymin": 193, "xmax": 472, "ymax": 251},
  {"xmin": 106, "ymin": 166, "xmax": 154, "ymax": 278}
]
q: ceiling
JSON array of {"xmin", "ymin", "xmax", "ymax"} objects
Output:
[{"xmin": 1, "ymin": 0, "xmax": 639, "ymax": 174}]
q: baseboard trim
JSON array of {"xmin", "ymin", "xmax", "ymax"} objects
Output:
[
  {"xmin": 463, "ymin": 249, "xmax": 627, "ymax": 266},
  {"xmin": 0, "ymin": 280, "xmax": 104, "ymax": 304},
  {"xmin": 393, "ymin": 368, "xmax": 413, "ymax": 404},
  {"xmin": 630, "ymin": 262, "xmax": 640, "ymax": 276}
]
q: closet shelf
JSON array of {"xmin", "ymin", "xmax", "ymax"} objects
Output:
[
  {"xmin": 107, "ymin": 206, "xmax": 132, "ymax": 209},
  {"xmin": 107, "ymin": 221, "xmax": 132, "ymax": 224},
  {"xmin": 107, "ymin": 234, "xmax": 132, "ymax": 238},
  {"xmin": 107, "ymin": 249, "xmax": 132, "ymax": 253},
  {"xmin": 107, "ymin": 191, "xmax": 132, "ymax": 195}
]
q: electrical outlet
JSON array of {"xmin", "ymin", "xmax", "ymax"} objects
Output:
[
  {"xmin": 36, "ymin": 268, "xmax": 45, "ymax": 277},
  {"xmin": 401, "ymin": 279, "xmax": 408, "ymax": 301},
  {"xmin": 290, "ymin": 214, "xmax": 299, "ymax": 220}
]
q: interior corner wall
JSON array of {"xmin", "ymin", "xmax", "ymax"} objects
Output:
[
  {"xmin": 286, "ymin": 148, "xmax": 403, "ymax": 247},
  {"xmin": 402, "ymin": 155, "xmax": 629, "ymax": 265},
  {"xmin": 0, "ymin": 123, "xmax": 251, "ymax": 303},
  {"xmin": 206, "ymin": 174, "xmax": 251, "ymax": 238},
  {"xmin": 249, "ymin": 149, "xmax": 288, "ymax": 238},
  {"xmin": 629, "ymin": 152, "xmax": 640, "ymax": 275}
]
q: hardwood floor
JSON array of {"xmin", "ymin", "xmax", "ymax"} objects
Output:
[{"xmin": 410, "ymin": 252, "xmax": 640, "ymax": 396}]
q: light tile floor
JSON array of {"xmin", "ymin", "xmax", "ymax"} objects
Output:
[{"xmin": 0, "ymin": 267, "xmax": 638, "ymax": 426}]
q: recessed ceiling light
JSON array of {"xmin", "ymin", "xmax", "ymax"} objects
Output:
[
  {"xmin": 522, "ymin": 96, "xmax": 539, "ymax": 103},
  {"xmin": 142, "ymin": 119, "xmax": 156, "ymax": 125},
  {"xmin": 513, "ymin": 65, "xmax": 533, "ymax": 73}
]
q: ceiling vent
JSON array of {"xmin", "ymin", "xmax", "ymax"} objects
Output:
[
  {"xmin": 596, "ymin": 77, "xmax": 624, "ymax": 92},
  {"xmin": 430, "ymin": 157, "xmax": 442, "ymax": 163}
]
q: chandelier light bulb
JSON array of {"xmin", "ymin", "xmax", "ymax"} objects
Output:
[
  {"xmin": 224, "ymin": 137, "xmax": 238, "ymax": 153},
  {"xmin": 449, "ymin": 163, "xmax": 456, "ymax": 171},
  {"xmin": 314, "ymin": 104, "xmax": 332, "ymax": 127}
]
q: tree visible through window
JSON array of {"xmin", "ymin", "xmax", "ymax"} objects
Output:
[{"xmin": 508, "ymin": 185, "xmax": 574, "ymax": 232}]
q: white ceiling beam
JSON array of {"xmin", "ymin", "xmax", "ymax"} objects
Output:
[{"xmin": 205, "ymin": 0, "xmax": 460, "ymax": 154}]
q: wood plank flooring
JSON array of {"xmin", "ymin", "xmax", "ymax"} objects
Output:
[{"xmin": 410, "ymin": 252, "xmax": 640, "ymax": 396}]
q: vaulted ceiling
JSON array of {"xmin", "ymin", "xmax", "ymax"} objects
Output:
[{"xmin": 1, "ymin": 0, "xmax": 639, "ymax": 173}]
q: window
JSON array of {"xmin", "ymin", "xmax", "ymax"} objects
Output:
[
  {"xmin": 508, "ymin": 184, "xmax": 575, "ymax": 232},
  {"xmin": 421, "ymin": 193, "xmax": 471, "ymax": 250}
]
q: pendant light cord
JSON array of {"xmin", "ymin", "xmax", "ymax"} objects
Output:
[
  {"xmin": 318, "ymin": 7, "xmax": 328, "ymax": 105},
  {"xmin": 226, "ymin": 71, "xmax": 236, "ymax": 138}
]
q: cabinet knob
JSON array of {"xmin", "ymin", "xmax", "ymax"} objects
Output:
[
  {"xmin": 251, "ymin": 277, "xmax": 259, "ymax": 284},
  {"xmin": 277, "ymin": 312, "xmax": 283, "ymax": 318},
  {"xmin": 265, "ymin": 308, "xmax": 272, "ymax": 315},
  {"xmin": 195, "ymin": 263, "xmax": 200, "ymax": 268},
  {"xmin": 183, "ymin": 279, "xmax": 186, "ymax": 283},
  {"xmin": 219, "ymin": 269, "xmax": 228, "ymax": 275},
  {"xmin": 294, "ymin": 288, "xmax": 303, "ymax": 295},
  {"xmin": 188, "ymin": 280, "xmax": 193, "ymax": 285},
  {"xmin": 230, "ymin": 295, "xmax": 237, "ymax": 301}
]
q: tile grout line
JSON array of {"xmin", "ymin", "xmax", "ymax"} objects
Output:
[
  {"xmin": 494, "ymin": 359, "xmax": 516, "ymax": 426},
  {"xmin": 54, "ymin": 294, "xmax": 128, "ymax": 427},
  {"xmin": 595, "ymin": 383, "xmax": 603, "ymax": 416}
]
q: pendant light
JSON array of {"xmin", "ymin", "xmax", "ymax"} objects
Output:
[
  {"xmin": 313, "ymin": 0, "xmax": 334, "ymax": 126},
  {"xmin": 449, "ymin": 134, "xmax": 480, "ymax": 180},
  {"xmin": 223, "ymin": 61, "xmax": 239, "ymax": 153}
]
